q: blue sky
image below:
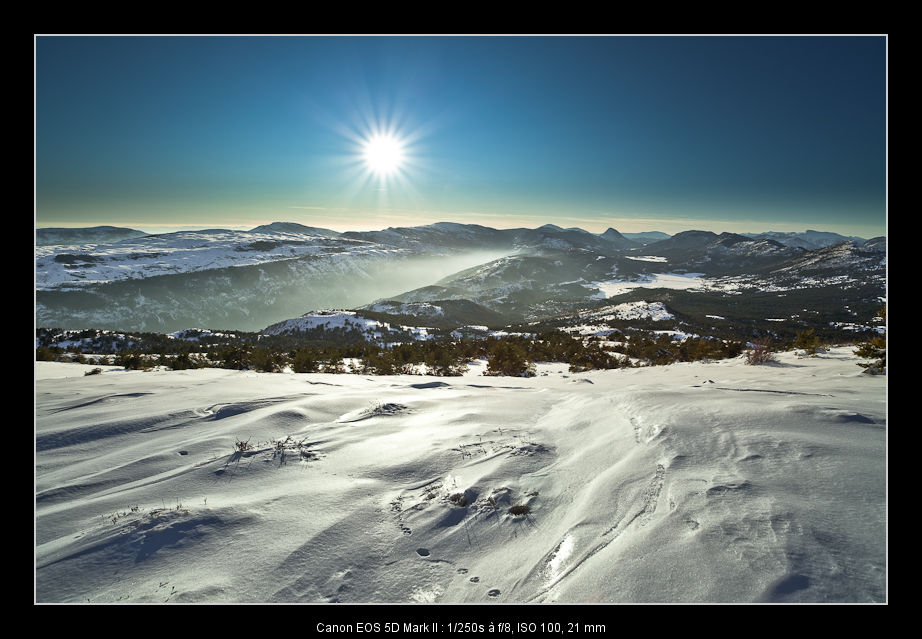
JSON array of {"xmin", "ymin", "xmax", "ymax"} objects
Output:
[{"xmin": 35, "ymin": 35, "xmax": 887, "ymax": 237}]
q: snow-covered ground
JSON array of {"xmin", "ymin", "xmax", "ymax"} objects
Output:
[
  {"xmin": 263, "ymin": 310, "xmax": 436, "ymax": 342},
  {"xmin": 35, "ymin": 348, "xmax": 886, "ymax": 603},
  {"xmin": 590, "ymin": 272, "xmax": 707, "ymax": 298}
]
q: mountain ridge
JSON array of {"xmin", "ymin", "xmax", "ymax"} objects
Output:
[{"xmin": 35, "ymin": 221, "xmax": 883, "ymax": 333}]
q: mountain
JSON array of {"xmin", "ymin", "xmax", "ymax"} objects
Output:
[
  {"xmin": 248, "ymin": 222, "xmax": 341, "ymax": 238},
  {"xmin": 638, "ymin": 231, "xmax": 803, "ymax": 275},
  {"xmin": 36, "ymin": 225, "xmax": 147, "ymax": 246},
  {"xmin": 34, "ymin": 222, "xmax": 886, "ymax": 334},
  {"xmin": 386, "ymin": 251, "xmax": 623, "ymax": 323},
  {"xmin": 34, "ymin": 227, "xmax": 505, "ymax": 333},
  {"xmin": 769, "ymin": 238, "xmax": 887, "ymax": 280},
  {"xmin": 743, "ymin": 229, "xmax": 867, "ymax": 250},
  {"xmin": 360, "ymin": 299, "xmax": 508, "ymax": 329},
  {"xmin": 598, "ymin": 228, "xmax": 640, "ymax": 249},
  {"xmin": 343, "ymin": 223, "xmax": 513, "ymax": 252},
  {"xmin": 344, "ymin": 222, "xmax": 637, "ymax": 255},
  {"xmin": 620, "ymin": 231, "xmax": 671, "ymax": 245}
]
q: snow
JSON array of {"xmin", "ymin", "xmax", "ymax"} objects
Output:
[
  {"xmin": 590, "ymin": 272, "xmax": 707, "ymax": 298},
  {"xmin": 829, "ymin": 322, "xmax": 886, "ymax": 334},
  {"xmin": 625, "ymin": 255, "xmax": 668, "ymax": 263},
  {"xmin": 596, "ymin": 301, "xmax": 673, "ymax": 322},
  {"xmin": 263, "ymin": 310, "xmax": 435, "ymax": 342},
  {"xmin": 365, "ymin": 302, "xmax": 445, "ymax": 317},
  {"xmin": 565, "ymin": 302, "xmax": 674, "ymax": 335},
  {"xmin": 264, "ymin": 310, "xmax": 385, "ymax": 334},
  {"xmin": 562, "ymin": 325, "xmax": 621, "ymax": 337},
  {"xmin": 35, "ymin": 347, "xmax": 886, "ymax": 603},
  {"xmin": 166, "ymin": 329, "xmax": 235, "ymax": 341},
  {"xmin": 34, "ymin": 230, "xmax": 400, "ymax": 290}
]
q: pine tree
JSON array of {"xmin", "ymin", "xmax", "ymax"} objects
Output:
[
  {"xmin": 485, "ymin": 339, "xmax": 535, "ymax": 377},
  {"xmin": 794, "ymin": 329, "xmax": 821, "ymax": 355},
  {"xmin": 291, "ymin": 348, "xmax": 320, "ymax": 373}
]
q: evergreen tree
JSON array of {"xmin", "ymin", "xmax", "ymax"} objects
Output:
[
  {"xmin": 794, "ymin": 329, "xmax": 821, "ymax": 355},
  {"xmin": 290, "ymin": 348, "xmax": 320, "ymax": 373},
  {"xmin": 485, "ymin": 339, "xmax": 536, "ymax": 377},
  {"xmin": 251, "ymin": 347, "xmax": 286, "ymax": 372}
]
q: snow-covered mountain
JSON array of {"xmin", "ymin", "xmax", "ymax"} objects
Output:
[
  {"xmin": 35, "ymin": 222, "xmax": 885, "ymax": 333},
  {"xmin": 638, "ymin": 230, "xmax": 803, "ymax": 271},
  {"xmin": 34, "ymin": 226, "xmax": 507, "ymax": 332},
  {"xmin": 743, "ymin": 229, "xmax": 868, "ymax": 250},
  {"xmin": 36, "ymin": 225, "xmax": 148, "ymax": 246},
  {"xmin": 248, "ymin": 222, "xmax": 342, "ymax": 238},
  {"xmin": 34, "ymin": 228, "xmax": 386, "ymax": 290}
]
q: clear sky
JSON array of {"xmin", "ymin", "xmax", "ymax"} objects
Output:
[{"xmin": 35, "ymin": 35, "xmax": 887, "ymax": 238}]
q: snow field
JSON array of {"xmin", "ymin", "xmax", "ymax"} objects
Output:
[{"xmin": 35, "ymin": 348, "xmax": 886, "ymax": 603}]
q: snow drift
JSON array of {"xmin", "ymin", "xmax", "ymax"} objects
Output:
[{"xmin": 34, "ymin": 348, "xmax": 886, "ymax": 603}]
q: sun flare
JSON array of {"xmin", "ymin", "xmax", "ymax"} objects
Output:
[{"xmin": 363, "ymin": 134, "xmax": 406, "ymax": 176}]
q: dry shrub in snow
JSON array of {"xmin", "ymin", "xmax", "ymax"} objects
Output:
[{"xmin": 746, "ymin": 337, "xmax": 777, "ymax": 365}]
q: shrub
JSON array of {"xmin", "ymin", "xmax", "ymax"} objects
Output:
[
  {"xmin": 35, "ymin": 346, "xmax": 62, "ymax": 362},
  {"xmin": 485, "ymin": 339, "xmax": 536, "ymax": 377},
  {"xmin": 251, "ymin": 347, "xmax": 286, "ymax": 372},
  {"xmin": 508, "ymin": 504, "xmax": 531, "ymax": 516},
  {"xmin": 425, "ymin": 348, "xmax": 468, "ymax": 376},
  {"xmin": 84, "ymin": 367, "xmax": 103, "ymax": 376},
  {"xmin": 116, "ymin": 350, "xmax": 152, "ymax": 370},
  {"xmin": 216, "ymin": 344, "xmax": 251, "ymax": 370},
  {"xmin": 745, "ymin": 336, "xmax": 777, "ymax": 365},
  {"xmin": 794, "ymin": 329, "xmax": 821, "ymax": 355},
  {"xmin": 290, "ymin": 348, "xmax": 320, "ymax": 373},
  {"xmin": 163, "ymin": 350, "xmax": 206, "ymax": 370},
  {"xmin": 321, "ymin": 357, "xmax": 346, "ymax": 374},
  {"xmin": 855, "ymin": 308, "xmax": 886, "ymax": 373}
]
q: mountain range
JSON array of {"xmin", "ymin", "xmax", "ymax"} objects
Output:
[{"xmin": 35, "ymin": 222, "xmax": 885, "ymax": 337}]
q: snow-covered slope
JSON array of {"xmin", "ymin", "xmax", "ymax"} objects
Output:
[
  {"xmin": 262, "ymin": 310, "xmax": 436, "ymax": 342},
  {"xmin": 35, "ymin": 347, "xmax": 886, "ymax": 603},
  {"xmin": 35, "ymin": 227, "xmax": 506, "ymax": 333},
  {"xmin": 34, "ymin": 229, "xmax": 385, "ymax": 290}
]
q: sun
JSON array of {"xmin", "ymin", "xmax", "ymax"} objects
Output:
[{"xmin": 362, "ymin": 133, "xmax": 406, "ymax": 177}]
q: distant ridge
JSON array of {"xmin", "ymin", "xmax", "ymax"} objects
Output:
[
  {"xmin": 249, "ymin": 222, "xmax": 341, "ymax": 238},
  {"xmin": 621, "ymin": 231, "xmax": 671, "ymax": 245},
  {"xmin": 742, "ymin": 230, "xmax": 867, "ymax": 250},
  {"xmin": 36, "ymin": 225, "xmax": 147, "ymax": 246}
]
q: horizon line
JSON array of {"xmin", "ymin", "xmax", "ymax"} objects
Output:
[{"xmin": 34, "ymin": 219, "xmax": 883, "ymax": 240}]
